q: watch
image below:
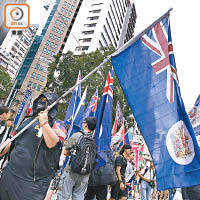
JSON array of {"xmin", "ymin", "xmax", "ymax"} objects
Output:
[{"xmin": 119, "ymin": 180, "xmax": 123, "ymax": 183}]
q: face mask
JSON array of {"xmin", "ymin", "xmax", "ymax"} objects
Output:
[{"xmin": 36, "ymin": 102, "xmax": 46, "ymax": 114}]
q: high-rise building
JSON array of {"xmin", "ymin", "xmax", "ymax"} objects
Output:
[
  {"xmin": 0, "ymin": 0, "xmax": 27, "ymax": 45},
  {"xmin": 6, "ymin": 0, "xmax": 83, "ymax": 111},
  {"xmin": 63, "ymin": 0, "xmax": 137, "ymax": 55},
  {"xmin": 0, "ymin": 24, "xmax": 39, "ymax": 80}
]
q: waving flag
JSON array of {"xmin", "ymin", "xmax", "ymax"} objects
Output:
[
  {"xmin": 84, "ymin": 88, "xmax": 98, "ymax": 118},
  {"xmin": 188, "ymin": 95, "xmax": 200, "ymax": 136},
  {"xmin": 95, "ymin": 67, "xmax": 114, "ymax": 168},
  {"xmin": 26, "ymin": 98, "xmax": 33, "ymax": 116},
  {"xmin": 111, "ymin": 11, "xmax": 200, "ymax": 190},
  {"xmin": 112, "ymin": 101, "xmax": 124, "ymax": 136},
  {"xmin": 66, "ymin": 86, "xmax": 88, "ymax": 139},
  {"xmin": 64, "ymin": 71, "xmax": 81, "ymax": 125}
]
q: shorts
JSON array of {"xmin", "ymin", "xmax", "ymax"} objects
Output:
[{"xmin": 110, "ymin": 181, "xmax": 126, "ymax": 199}]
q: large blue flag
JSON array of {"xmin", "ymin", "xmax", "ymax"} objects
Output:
[
  {"xmin": 64, "ymin": 70, "xmax": 81, "ymax": 125},
  {"xmin": 111, "ymin": 12, "xmax": 200, "ymax": 190},
  {"xmin": 95, "ymin": 67, "xmax": 114, "ymax": 168},
  {"xmin": 84, "ymin": 88, "xmax": 98, "ymax": 118}
]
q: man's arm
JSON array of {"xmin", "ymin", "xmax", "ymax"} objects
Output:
[
  {"xmin": 38, "ymin": 109, "xmax": 59, "ymax": 148},
  {"xmin": 0, "ymin": 142, "xmax": 11, "ymax": 157},
  {"xmin": 116, "ymin": 165, "xmax": 125, "ymax": 191}
]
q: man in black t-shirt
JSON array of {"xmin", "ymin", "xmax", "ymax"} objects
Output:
[{"xmin": 110, "ymin": 144, "xmax": 132, "ymax": 200}]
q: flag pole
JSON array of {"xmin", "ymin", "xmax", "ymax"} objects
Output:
[
  {"xmin": 112, "ymin": 8, "xmax": 173, "ymax": 56},
  {"xmin": 0, "ymin": 56, "xmax": 111, "ymax": 151}
]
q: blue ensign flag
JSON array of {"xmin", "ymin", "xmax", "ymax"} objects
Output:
[
  {"xmin": 64, "ymin": 71, "xmax": 81, "ymax": 125},
  {"xmin": 84, "ymin": 88, "xmax": 98, "ymax": 118},
  {"xmin": 111, "ymin": 13, "xmax": 200, "ymax": 190},
  {"xmin": 95, "ymin": 67, "xmax": 114, "ymax": 168}
]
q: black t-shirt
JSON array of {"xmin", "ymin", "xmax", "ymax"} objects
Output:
[
  {"xmin": 6, "ymin": 117, "xmax": 43, "ymax": 181},
  {"xmin": 115, "ymin": 155, "xmax": 127, "ymax": 181}
]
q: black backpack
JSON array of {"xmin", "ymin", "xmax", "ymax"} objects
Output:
[
  {"xmin": 70, "ymin": 131, "xmax": 96, "ymax": 175},
  {"xmin": 89, "ymin": 151, "xmax": 118, "ymax": 186}
]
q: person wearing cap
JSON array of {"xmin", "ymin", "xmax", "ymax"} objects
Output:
[
  {"xmin": 0, "ymin": 92, "xmax": 66, "ymax": 200},
  {"xmin": 110, "ymin": 144, "xmax": 132, "ymax": 200},
  {"xmin": 57, "ymin": 117, "xmax": 97, "ymax": 200}
]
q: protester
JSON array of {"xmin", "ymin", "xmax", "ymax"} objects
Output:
[
  {"xmin": 57, "ymin": 117, "xmax": 97, "ymax": 200},
  {"xmin": 125, "ymin": 152, "xmax": 135, "ymax": 199},
  {"xmin": 0, "ymin": 117, "xmax": 14, "ymax": 169},
  {"xmin": 110, "ymin": 144, "xmax": 132, "ymax": 200},
  {"xmin": 182, "ymin": 185, "xmax": 200, "ymax": 200},
  {"xmin": 0, "ymin": 92, "xmax": 65, "ymax": 200},
  {"xmin": 0, "ymin": 106, "xmax": 11, "ymax": 160},
  {"xmin": 139, "ymin": 160, "xmax": 155, "ymax": 200}
]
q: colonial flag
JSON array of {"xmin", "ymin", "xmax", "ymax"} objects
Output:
[
  {"xmin": 64, "ymin": 70, "xmax": 81, "ymax": 125},
  {"xmin": 84, "ymin": 88, "xmax": 98, "ymax": 118},
  {"xmin": 66, "ymin": 86, "xmax": 88, "ymax": 139},
  {"xmin": 188, "ymin": 95, "xmax": 200, "ymax": 135},
  {"xmin": 112, "ymin": 101, "xmax": 124, "ymax": 136},
  {"xmin": 111, "ymin": 10, "xmax": 200, "ymax": 190},
  {"xmin": 95, "ymin": 67, "xmax": 114, "ymax": 168}
]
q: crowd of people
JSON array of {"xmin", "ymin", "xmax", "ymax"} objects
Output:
[{"xmin": 0, "ymin": 92, "xmax": 199, "ymax": 200}]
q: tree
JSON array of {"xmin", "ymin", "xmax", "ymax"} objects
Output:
[
  {"xmin": 45, "ymin": 47, "xmax": 135, "ymax": 130},
  {"xmin": 0, "ymin": 65, "xmax": 12, "ymax": 99}
]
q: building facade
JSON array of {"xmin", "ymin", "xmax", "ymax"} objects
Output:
[
  {"xmin": 63, "ymin": 0, "xmax": 137, "ymax": 54},
  {"xmin": 7, "ymin": 0, "xmax": 83, "ymax": 113},
  {"xmin": 0, "ymin": 24, "xmax": 39, "ymax": 80}
]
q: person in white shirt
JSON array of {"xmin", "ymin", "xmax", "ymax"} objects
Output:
[
  {"xmin": 125, "ymin": 152, "xmax": 135, "ymax": 198},
  {"xmin": 139, "ymin": 161, "xmax": 155, "ymax": 200}
]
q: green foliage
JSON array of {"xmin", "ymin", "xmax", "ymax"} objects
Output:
[
  {"xmin": 0, "ymin": 65, "xmax": 12, "ymax": 98},
  {"xmin": 45, "ymin": 47, "xmax": 135, "ymax": 130}
]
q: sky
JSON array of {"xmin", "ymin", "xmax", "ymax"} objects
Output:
[{"xmin": 27, "ymin": 0, "xmax": 200, "ymax": 110}]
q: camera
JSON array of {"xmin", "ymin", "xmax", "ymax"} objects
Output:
[{"xmin": 149, "ymin": 180, "xmax": 155, "ymax": 188}]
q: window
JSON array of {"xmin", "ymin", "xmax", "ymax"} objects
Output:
[
  {"xmin": 79, "ymin": 38, "xmax": 92, "ymax": 42},
  {"xmin": 49, "ymin": 33, "xmax": 53, "ymax": 38},
  {"xmin": 32, "ymin": 83, "xmax": 37, "ymax": 89},
  {"xmin": 20, "ymin": 47, "xmax": 25, "ymax": 53},
  {"xmin": 54, "ymin": 44, "xmax": 58, "ymax": 49},
  {"xmin": 50, "ymin": 42, "xmax": 54, "ymax": 47},
  {"xmin": 43, "ymin": 48, "xmax": 47, "ymax": 53},
  {"xmin": 75, "ymin": 46, "xmax": 89, "ymax": 51},
  {"xmin": 27, "ymin": 81, "xmax": 32, "ymax": 87},
  {"xmin": 47, "ymin": 49, "xmax": 51, "ymax": 55},
  {"xmin": 84, "ymin": 23, "xmax": 97, "ymax": 27},
  {"xmin": 14, "ymin": 42, "xmax": 20, "ymax": 48},
  {"xmin": 54, "ymin": 35, "xmax": 57, "ymax": 40},
  {"xmin": 37, "ymin": 85, "xmax": 41, "ymax": 91},
  {"xmin": 52, "ymin": 26, "xmax": 56, "ymax": 31},
  {"xmin": 40, "ymin": 66, "xmax": 44, "ymax": 71},
  {"xmin": 36, "ymin": 74, "xmax": 40, "ymax": 80},
  {"xmin": 35, "ymin": 64, "xmax": 40, "ymax": 69},
  {"xmin": 57, "ymin": 37, "xmax": 61, "ymax": 41},
  {"xmin": 41, "ymin": 76, "xmax": 45, "ymax": 82},
  {"xmin": 82, "ymin": 30, "xmax": 94, "ymax": 35},
  {"xmin": 55, "ymin": 20, "xmax": 59, "ymax": 25},
  {"xmin": 87, "ymin": 16, "xmax": 99, "ymax": 20},
  {"xmin": 89, "ymin": 9, "xmax": 101, "ymax": 13},
  {"xmin": 46, "ymin": 40, "xmax": 50, "ymax": 46},
  {"xmin": 43, "ymin": 67, "xmax": 47, "ymax": 72},
  {"xmin": 60, "ymin": 30, "xmax": 64, "ymax": 35},
  {"xmin": 51, "ymin": 51, "xmax": 55, "ymax": 56},
  {"xmin": 31, "ymin": 72, "xmax": 36, "ymax": 78}
]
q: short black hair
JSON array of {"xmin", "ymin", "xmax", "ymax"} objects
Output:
[
  {"xmin": 0, "ymin": 106, "xmax": 10, "ymax": 115},
  {"xmin": 120, "ymin": 144, "xmax": 132, "ymax": 154},
  {"xmin": 84, "ymin": 117, "xmax": 97, "ymax": 131}
]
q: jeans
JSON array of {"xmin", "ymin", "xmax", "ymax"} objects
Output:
[
  {"xmin": 57, "ymin": 171, "xmax": 89, "ymax": 200},
  {"xmin": 141, "ymin": 180, "xmax": 151, "ymax": 200}
]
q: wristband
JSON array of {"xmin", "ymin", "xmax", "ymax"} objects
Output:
[{"xmin": 40, "ymin": 120, "xmax": 48, "ymax": 127}]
